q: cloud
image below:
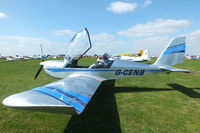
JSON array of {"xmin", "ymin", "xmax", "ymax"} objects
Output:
[
  {"xmin": 88, "ymin": 40, "xmax": 125, "ymax": 56},
  {"xmin": 187, "ymin": 30, "xmax": 200, "ymax": 43},
  {"xmin": 143, "ymin": 0, "xmax": 152, "ymax": 7},
  {"xmin": 131, "ymin": 36, "xmax": 170, "ymax": 56},
  {"xmin": 0, "ymin": 12, "xmax": 6, "ymax": 18},
  {"xmin": 86, "ymin": 33, "xmax": 128, "ymax": 55},
  {"xmin": 53, "ymin": 30, "xmax": 75, "ymax": 36},
  {"xmin": 106, "ymin": 1, "xmax": 137, "ymax": 14},
  {"xmin": 91, "ymin": 33, "xmax": 115, "ymax": 42},
  {"xmin": 0, "ymin": 36, "xmax": 46, "ymax": 44},
  {"xmin": 0, "ymin": 33, "xmax": 118, "ymax": 56},
  {"xmin": 117, "ymin": 29, "xmax": 200, "ymax": 56},
  {"xmin": 89, "ymin": 33, "xmax": 117, "ymax": 55},
  {"xmin": 89, "ymin": 29, "xmax": 200, "ymax": 56},
  {"xmin": 186, "ymin": 30, "xmax": 200, "ymax": 55},
  {"xmin": 89, "ymin": 36, "xmax": 170, "ymax": 56},
  {"xmin": 1, "ymin": 30, "xmax": 199, "ymax": 57},
  {"xmin": 118, "ymin": 19, "xmax": 190, "ymax": 37},
  {"xmin": 0, "ymin": 36, "xmax": 67, "ymax": 56}
]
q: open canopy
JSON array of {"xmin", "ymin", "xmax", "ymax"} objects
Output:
[{"xmin": 65, "ymin": 28, "xmax": 92, "ymax": 64}]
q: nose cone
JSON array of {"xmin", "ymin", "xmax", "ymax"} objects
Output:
[{"xmin": 40, "ymin": 62, "xmax": 45, "ymax": 66}]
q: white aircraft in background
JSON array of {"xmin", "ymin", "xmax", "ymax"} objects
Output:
[
  {"xmin": 6, "ymin": 56, "xmax": 22, "ymax": 62},
  {"xmin": 22, "ymin": 56, "xmax": 30, "ymax": 60},
  {"xmin": 120, "ymin": 49, "xmax": 150, "ymax": 62},
  {"xmin": 3, "ymin": 28, "xmax": 191, "ymax": 115},
  {"xmin": 5, "ymin": 57, "xmax": 14, "ymax": 62}
]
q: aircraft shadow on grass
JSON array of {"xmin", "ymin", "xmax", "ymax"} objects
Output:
[
  {"xmin": 64, "ymin": 80, "xmax": 122, "ymax": 133},
  {"xmin": 64, "ymin": 80, "xmax": 200, "ymax": 133},
  {"xmin": 168, "ymin": 83, "xmax": 200, "ymax": 98}
]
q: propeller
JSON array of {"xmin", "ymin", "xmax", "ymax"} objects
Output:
[
  {"xmin": 34, "ymin": 64, "xmax": 43, "ymax": 79},
  {"xmin": 34, "ymin": 44, "xmax": 44, "ymax": 80}
]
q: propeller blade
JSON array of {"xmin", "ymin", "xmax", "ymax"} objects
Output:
[{"xmin": 34, "ymin": 65, "xmax": 43, "ymax": 80}]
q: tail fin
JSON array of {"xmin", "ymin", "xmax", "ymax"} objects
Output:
[
  {"xmin": 154, "ymin": 37, "xmax": 186, "ymax": 67},
  {"xmin": 154, "ymin": 37, "xmax": 191, "ymax": 73},
  {"xmin": 141, "ymin": 49, "xmax": 150, "ymax": 61}
]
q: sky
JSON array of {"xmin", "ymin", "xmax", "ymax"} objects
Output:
[{"xmin": 0, "ymin": 0, "xmax": 200, "ymax": 56}]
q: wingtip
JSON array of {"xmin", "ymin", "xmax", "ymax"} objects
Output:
[
  {"xmin": 2, "ymin": 90, "xmax": 78, "ymax": 114},
  {"xmin": 2, "ymin": 95, "xmax": 16, "ymax": 107},
  {"xmin": 2, "ymin": 93, "xmax": 31, "ymax": 108}
]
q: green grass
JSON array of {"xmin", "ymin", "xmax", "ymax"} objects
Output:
[{"xmin": 0, "ymin": 58, "xmax": 200, "ymax": 133}]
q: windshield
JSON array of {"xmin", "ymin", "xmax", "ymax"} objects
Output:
[{"xmin": 65, "ymin": 28, "xmax": 92, "ymax": 63}]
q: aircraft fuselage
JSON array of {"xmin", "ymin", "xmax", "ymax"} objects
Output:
[{"xmin": 43, "ymin": 59, "xmax": 163, "ymax": 80}]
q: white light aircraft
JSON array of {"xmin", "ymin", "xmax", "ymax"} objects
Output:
[
  {"xmin": 6, "ymin": 56, "xmax": 22, "ymax": 62},
  {"xmin": 120, "ymin": 49, "xmax": 150, "ymax": 62},
  {"xmin": 3, "ymin": 28, "xmax": 191, "ymax": 114}
]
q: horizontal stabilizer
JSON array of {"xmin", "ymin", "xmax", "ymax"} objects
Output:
[{"xmin": 160, "ymin": 67, "xmax": 192, "ymax": 73}]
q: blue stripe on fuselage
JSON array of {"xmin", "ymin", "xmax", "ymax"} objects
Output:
[
  {"xmin": 145, "ymin": 70, "xmax": 163, "ymax": 72},
  {"xmin": 47, "ymin": 68, "xmax": 116, "ymax": 73},
  {"xmin": 48, "ymin": 68, "xmax": 163, "ymax": 74}
]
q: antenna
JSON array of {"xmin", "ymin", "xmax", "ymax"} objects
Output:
[{"xmin": 40, "ymin": 43, "xmax": 44, "ymax": 61}]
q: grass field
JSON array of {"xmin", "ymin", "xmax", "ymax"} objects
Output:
[{"xmin": 0, "ymin": 58, "xmax": 200, "ymax": 133}]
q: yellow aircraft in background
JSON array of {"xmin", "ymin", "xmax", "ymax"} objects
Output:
[
  {"xmin": 120, "ymin": 49, "xmax": 143, "ymax": 57},
  {"xmin": 119, "ymin": 49, "xmax": 150, "ymax": 62}
]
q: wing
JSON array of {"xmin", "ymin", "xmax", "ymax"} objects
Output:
[{"xmin": 2, "ymin": 75, "xmax": 103, "ymax": 114}]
